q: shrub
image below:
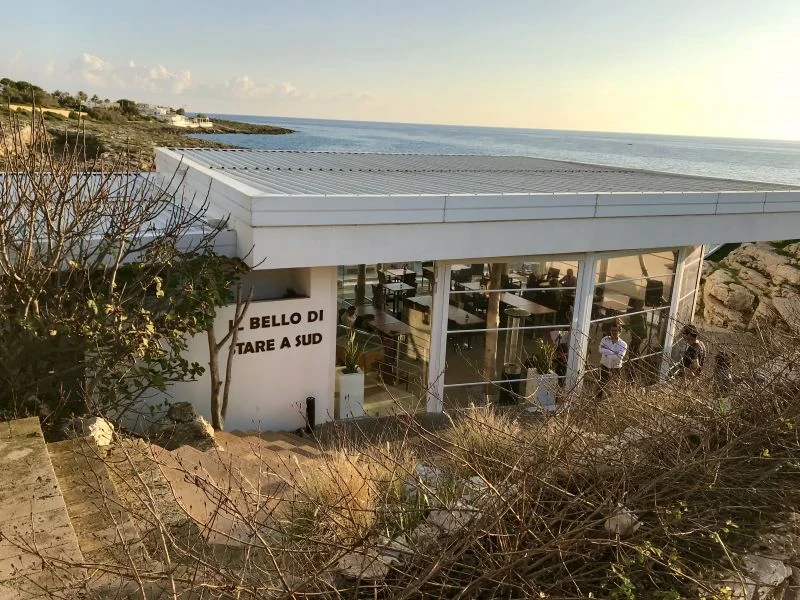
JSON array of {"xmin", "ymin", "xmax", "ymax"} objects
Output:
[
  {"xmin": 443, "ymin": 406, "xmax": 523, "ymax": 478},
  {"xmin": 283, "ymin": 449, "xmax": 379, "ymax": 544}
]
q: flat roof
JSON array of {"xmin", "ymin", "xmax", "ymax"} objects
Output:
[{"xmin": 167, "ymin": 148, "xmax": 795, "ymax": 196}]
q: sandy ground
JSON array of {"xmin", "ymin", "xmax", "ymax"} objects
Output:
[{"xmin": 7, "ymin": 103, "xmax": 86, "ymax": 117}]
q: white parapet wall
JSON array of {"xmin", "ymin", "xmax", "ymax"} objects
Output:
[{"xmin": 136, "ymin": 266, "xmax": 338, "ymax": 433}]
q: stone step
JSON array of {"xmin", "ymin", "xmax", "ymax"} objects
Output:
[
  {"xmin": 214, "ymin": 432, "xmax": 311, "ymax": 494},
  {"xmin": 155, "ymin": 443, "xmax": 267, "ymax": 546},
  {"xmin": 48, "ymin": 438, "xmax": 150, "ymax": 569},
  {"xmin": 229, "ymin": 429, "xmax": 322, "ymax": 460},
  {"xmin": 102, "ymin": 438, "xmax": 205, "ymax": 562},
  {"xmin": 0, "ymin": 418, "xmax": 85, "ymax": 597}
]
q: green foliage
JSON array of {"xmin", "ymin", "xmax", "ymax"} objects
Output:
[
  {"xmin": 341, "ymin": 326, "xmax": 363, "ymax": 374},
  {"xmin": 43, "ymin": 110, "xmax": 65, "ymax": 122},
  {"xmin": 175, "ymin": 107, "xmax": 185, "ymax": 116},
  {"xmin": 67, "ymin": 110, "xmax": 79, "ymax": 120},
  {"xmin": 86, "ymin": 107, "xmax": 126, "ymax": 123},
  {"xmin": 529, "ymin": 337, "xmax": 556, "ymax": 374},
  {"xmin": 1, "ymin": 77, "xmax": 59, "ymax": 107},
  {"xmin": 117, "ymin": 98, "xmax": 139, "ymax": 117},
  {"xmin": 0, "ymin": 115, "xmax": 239, "ymax": 427}
]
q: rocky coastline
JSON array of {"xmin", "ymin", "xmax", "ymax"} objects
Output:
[
  {"xmin": 183, "ymin": 117, "xmax": 293, "ymax": 135},
  {"xmin": 1, "ymin": 110, "xmax": 294, "ymax": 171},
  {"xmin": 702, "ymin": 241, "xmax": 800, "ymax": 333}
]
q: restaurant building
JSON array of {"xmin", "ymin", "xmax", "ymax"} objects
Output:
[{"xmin": 151, "ymin": 148, "xmax": 800, "ymax": 432}]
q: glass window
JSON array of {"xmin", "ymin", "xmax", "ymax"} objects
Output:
[
  {"xmin": 588, "ymin": 250, "xmax": 678, "ymax": 386},
  {"xmin": 680, "ymin": 246, "xmax": 703, "ymax": 300},
  {"xmin": 335, "ymin": 261, "xmax": 434, "ymax": 418},
  {"xmin": 443, "ymin": 256, "xmax": 580, "ymax": 410}
]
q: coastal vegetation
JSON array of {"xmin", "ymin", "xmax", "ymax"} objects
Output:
[
  {"xmin": 0, "ymin": 114, "xmax": 249, "ymax": 431},
  {"xmin": 1, "ymin": 77, "xmax": 293, "ymax": 169},
  {"xmin": 6, "ymin": 327, "xmax": 800, "ymax": 599}
]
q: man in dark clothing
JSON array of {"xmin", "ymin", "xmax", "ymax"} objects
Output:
[{"xmin": 681, "ymin": 324, "xmax": 707, "ymax": 377}]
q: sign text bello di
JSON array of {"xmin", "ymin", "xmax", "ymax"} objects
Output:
[{"xmin": 230, "ymin": 309, "xmax": 325, "ymax": 355}]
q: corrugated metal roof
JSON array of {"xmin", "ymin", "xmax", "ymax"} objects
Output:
[{"xmin": 168, "ymin": 148, "xmax": 796, "ymax": 196}]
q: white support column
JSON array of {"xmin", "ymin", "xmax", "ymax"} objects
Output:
[
  {"xmin": 660, "ymin": 247, "xmax": 688, "ymax": 379},
  {"xmin": 565, "ymin": 253, "xmax": 597, "ymax": 391},
  {"xmin": 426, "ymin": 262, "xmax": 452, "ymax": 413},
  {"xmin": 689, "ymin": 245, "xmax": 705, "ymax": 323}
]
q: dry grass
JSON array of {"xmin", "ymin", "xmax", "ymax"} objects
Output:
[
  {"xmin": 13, "ymin": 329, "xmax": 800, "ymax": 598},
  {"xmin": 442, "ymin": 405, "xmax": 524, "ymax": 478}
]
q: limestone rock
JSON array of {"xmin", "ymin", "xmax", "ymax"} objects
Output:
[
  {"xmin": 403, "ymin": 463, "xmax": 443, "ymax": 500},
  {"xmin": 702, "ymin": 242, "xmax": 800, "ymax": 331},
  {"xmin": 729, "ymin": 244, "xmax": 791, "ymax": 273},
  {"xmin": 751, "ymin": 297, "xmax": 781, "ymax": 330},
  {"xmin": 725, "ymin": 284, "xmax": 757, "ymax": 312},
  {"xmin": 772, "ymin": 297, "xmax": 800, "ymax": 333},
  {"xmin": 61, "ymin": 416, "xmax": 115, "ymax": 446},
  {"xmin": 167, "ymin": 402, "xmax": 196, "ymax": 423},
  {"xmin": 427, "ymin": 502, "xmax": 478, "ymax": 533},
  {"xmin": 604, "ymin": 505, "xmax": 642, "ymax": 537},
  {"xmin": 737, "ymin": 267, "xmax": 772, "ymax": 293},
  {"xmin": 336, "ymin": 549, "xmax": 390, "ymax": 581},
  {"xmin": 703, "ymin": 294, "xmax": 750, "ymax": 329},
  {"xmin": 783, "ymin": 243, "xmax": 800, "ymax": 261},
  {"xmin": 148, "ymin": 402, "xmax": 216, "ymax": 451},
  {"xmin": 409, "ymin": 523, "xmax": 441, "ymax": 546}
]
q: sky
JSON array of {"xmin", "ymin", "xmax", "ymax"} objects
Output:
[{"xmin": 2, "ymin": 0, "xmax": 799, "ymax": 140}]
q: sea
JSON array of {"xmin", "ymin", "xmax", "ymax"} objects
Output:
[{"xmin": 198, "ymin": 115, "xmax": 800, "ymax": 187}]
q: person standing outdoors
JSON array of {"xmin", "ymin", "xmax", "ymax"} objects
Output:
[
  {"xmin": 681, "ymin": 324, "xmax": 707, "ymax": 377},
  {"xmin": 596, "ymin": 320, "xmax": 628, "ymax": 399}
]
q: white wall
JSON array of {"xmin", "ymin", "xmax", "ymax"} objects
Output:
[{"xmin": 139, "ymin": 266, "xmax": 338, "ymax": 433}]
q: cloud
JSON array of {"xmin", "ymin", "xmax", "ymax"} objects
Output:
[
  {"xmin": 133, "ymin": 63, "xmax": 192, "ymax": 94},
  {"xmin": 44, "ymin": 60, "xmax": 55, "ymax": 75},
  {"xmin": 219, "ymin": 74, "xmax": 304, "ymax": 100},
  {"xmin": 62, "ymin": 52, "xmax": 193, "ymax": 97},
  {"xmin": 68, "ymin": 52, "xmax": 114, "ymax": 86}
]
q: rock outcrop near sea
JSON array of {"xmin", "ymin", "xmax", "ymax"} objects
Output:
[{"xmin": 702, "ymin": 242, "xmax": 800, "ymax": 332}]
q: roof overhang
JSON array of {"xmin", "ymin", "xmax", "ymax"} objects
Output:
[{"xmin": 155, "ymin": 148, "xmax": 800, "ymax": 268}]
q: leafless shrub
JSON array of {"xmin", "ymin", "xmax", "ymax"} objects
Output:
[{"xmin": 6, "ymin": 327, "xmax": 800, "ymax": 598}]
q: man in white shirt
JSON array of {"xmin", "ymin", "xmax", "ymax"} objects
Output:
[{"xmin": 596, "ymin": 321, "xmax": 628, "ymax": 399}]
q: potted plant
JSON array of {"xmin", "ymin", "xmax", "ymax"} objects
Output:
[
  {"xmin": 525, "ymin": 338, "xmax": 558, "ymax": 411},
  {"xmin": 335, "ymin": 326, "xmax": 366, "ymax": 419}
]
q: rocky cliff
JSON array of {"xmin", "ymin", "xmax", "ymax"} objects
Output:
[{"xmin": 702, "ymin": 242, "xmax": 800, "ymax": 332}]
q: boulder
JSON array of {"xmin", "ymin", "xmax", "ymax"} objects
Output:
[
  {"xmin": 783, "ymin": 243, "xmax": 800, "ymax": 261},
  {"xmin": 604, "ymin": 505, "xmax": 642, "ymax": 537},
  {"xmin": 725, "ymin": 284, "xmax": 757, "ymax": 312},
  {"xmin": 148, "ymin": 402, "xmax": 216, "ymax": 451},
  {"xmin": 702, "ymin": 242, "xmax": 800, "ymax": 331},
  {"xmin": 61, "ymin": 416, "xmax": 115, "ymax": 446},
  {"xmin": 336, "ymin": 549, "xmax": 391, "ymax": 581},
  {"xmin": 772, "ymin": 297, "xmax": 800, "ymax": 333},
  {"xmin": 426, "ymin": 502, "xmax": 479, "ymax": 533},
  {"xmin": 403, "ymin": 463, "xmax": 443, "ymax": 501}
]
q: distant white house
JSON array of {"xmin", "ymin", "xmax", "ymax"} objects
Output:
[
  {"xmin": 194, "ymin": 116, "xmax": 213, "ymax": 128},
  {"xmin": 137, "ymin": 103, "xmax": 170, "ymax": 117},
  {"xmin": 161, "ymin": 114, "xmax": 213, "ymax": 128}
]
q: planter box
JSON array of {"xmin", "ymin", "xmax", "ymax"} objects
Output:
[
  {"xmin": 336, "ymin": 369, "xmax": 365, "ymax": 419},
  {"xmin": 525, "ymin": 369, "xmax": 558, "ymax": 412}
]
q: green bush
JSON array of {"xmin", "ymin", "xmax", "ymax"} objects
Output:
[{"xmin": 86, "ymin": 107, "xmax": 125, "ymax": 123}]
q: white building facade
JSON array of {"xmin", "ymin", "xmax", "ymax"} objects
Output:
[{"xmin": 152, "ymin": 148, "xmax": 800, "ymax": 432}]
